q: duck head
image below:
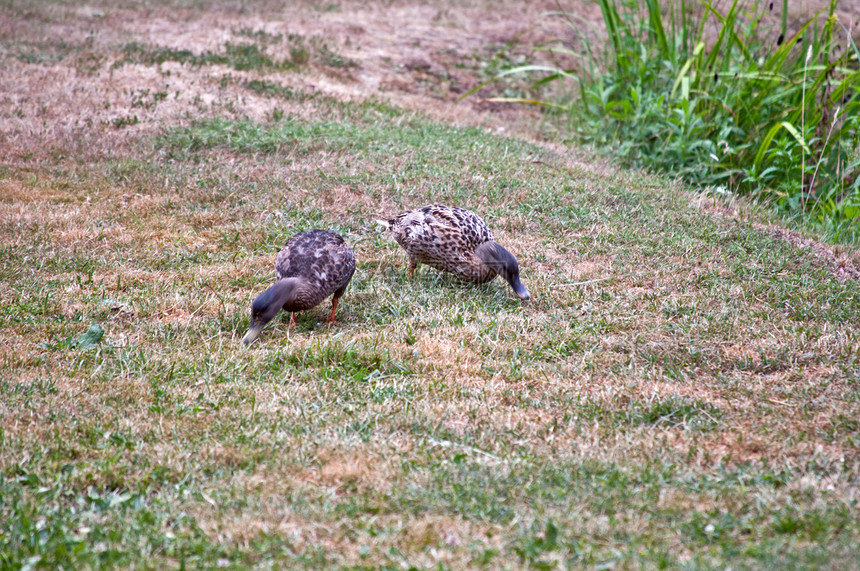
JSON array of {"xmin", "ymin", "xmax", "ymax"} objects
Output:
[
  {"xmin": 476, "ymin": 242, "xmax": 530, "ymax": 301},
  {"xmin": 242, "ymin": 278, "xmax": 299, "ymax": 345}
]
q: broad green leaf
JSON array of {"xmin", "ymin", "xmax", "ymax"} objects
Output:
[
  {"xmin": 753, "ymin": 121, "xmax": 811, "ymax": 174},
  {"xmin": 76, "ymin": 324, "xmax": 105, "ymax": 351}
]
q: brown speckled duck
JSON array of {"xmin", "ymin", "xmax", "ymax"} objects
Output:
[
  {"xmin": 242, "ymin": 229, "xmax": 356, "ymax": 345},
  {"xmin": 382, "ymin": 204, "xmax": 530, "ymax": 300}
]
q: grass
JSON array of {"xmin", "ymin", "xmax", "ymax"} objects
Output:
[
  {"xmin": 473, "ymin": 0, "xmax": 860, "ymax": 243},
  {"xmin": 2, "ymin": 1, "xmax": 860, "ymax": 569},
  {"xmin": 118, "ymin": 33, "xmax": 355, "ymax": 73}
]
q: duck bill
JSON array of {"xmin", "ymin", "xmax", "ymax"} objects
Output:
[
  {"xmin": 509, "ymin": 278, "xmax": 530, "ymax": 301},
  {"xmin": 242, "ymin": 322, "xmax": 265, "ymax": 346}
]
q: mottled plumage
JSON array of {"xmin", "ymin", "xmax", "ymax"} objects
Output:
[
  {"xmin": 243, "ymin": 230, "xmax": 355, "ymax": 345},
  {"xmin": 383, "ymin": 205, "xmax": 530, "ymax": 300}
]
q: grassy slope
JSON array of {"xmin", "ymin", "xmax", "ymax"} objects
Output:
[{"xmin": 2, "ymin": 11, "xmax": 860, "ymax": 571}]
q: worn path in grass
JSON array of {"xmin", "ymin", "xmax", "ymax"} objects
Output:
[{"xmin": 2, "ymin": 1, "xmax": 859, "ymax": 569}]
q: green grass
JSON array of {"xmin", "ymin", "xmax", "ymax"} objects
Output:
[
  {"xmin": 2, "ymin": 2, "xmax": 860, "ymax": 568},
  {"xmin": 3, "ymin": 100, "xmax": 859, "ymax": 567},
  {"xmin": 473, "ymin": 0, "xmax": 860, "ymax": 243}
]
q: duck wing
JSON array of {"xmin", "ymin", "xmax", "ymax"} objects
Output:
[
  {"xmin": 275, "ymin": 230, "xmax": 356, "ymax": 300},
  {"xmin": 390, "ymin": 204, "xmax": 493, "ymax": 253}
]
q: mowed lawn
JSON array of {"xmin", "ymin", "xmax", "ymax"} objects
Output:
[{"xmin": 2, "ymin": 2, "xmax": 859, "ymax": 569}]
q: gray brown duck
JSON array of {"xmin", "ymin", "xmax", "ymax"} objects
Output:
[
  {"xmin": 382, "ymin": 204, "xmax": 529, "ymax": 300},
  {"xmin": 243, "ymin": 229, "xmax": 355, "ymax": 345}
]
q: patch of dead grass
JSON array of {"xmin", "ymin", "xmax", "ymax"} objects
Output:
[{"xmin": 296, "ymin": 444, "xmax": 396, "ymax": 495}]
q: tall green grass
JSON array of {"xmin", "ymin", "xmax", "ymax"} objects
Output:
[{"xmin": 472, "ymin": 0, "xmax": 860, "ymax": 242}]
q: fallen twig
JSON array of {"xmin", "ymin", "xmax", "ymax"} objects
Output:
[{"xmin": 555, "ymin": 277, "xmax": 613, "ymax": 287}]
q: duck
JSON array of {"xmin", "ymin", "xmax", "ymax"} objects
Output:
[
  {"xmin": 242, "ymin": 229, "xmax": 356, "ymax": 345},
  {"xmin": 381, "ymin": 204, "xmax": 530, "ymax": 300}
]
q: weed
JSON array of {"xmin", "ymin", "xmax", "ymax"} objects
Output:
[{"xmin": 111, "ymin": 115, "xmax": 139, "ymax": 129}]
